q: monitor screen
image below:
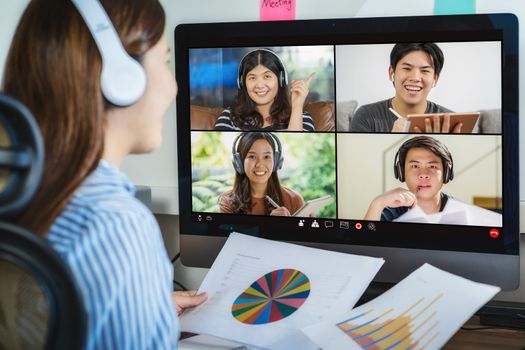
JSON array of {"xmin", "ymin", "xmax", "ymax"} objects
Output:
[{"xmin": 175, "ymin": 14, "xmax": 519, "ymax": 290}]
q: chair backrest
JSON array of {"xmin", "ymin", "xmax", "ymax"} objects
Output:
[{"xmin": 0, "ymin": 93, "xmax": 86, "ymax": 350}]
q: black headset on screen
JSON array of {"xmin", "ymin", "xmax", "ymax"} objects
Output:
[
  {"xmin": 393, "ymin": 137, "xmax": 454, "ymax": 184},
  {"xmin": 71, "ymin": 0, "xmax": 146, "ymax": 107},
  {"xmin": 231, "ymin": 132, "xmax": 284, "ymax": 175},
  {"xmin": 236, "ymin": 48, "xmax": 288, "ymax": 89}
]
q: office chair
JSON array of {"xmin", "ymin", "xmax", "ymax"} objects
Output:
[{"xmin": 0, "ymin": 93, "xmax": 86, "ymax": 350}]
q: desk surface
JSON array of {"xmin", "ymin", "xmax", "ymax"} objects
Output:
[{"xmin": 443, "ymin": 316, "xmax": 525, "ymax": 350}]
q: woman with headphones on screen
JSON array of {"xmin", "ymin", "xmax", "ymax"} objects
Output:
[
  {"xmin": 3, "ymin": 0, "xmax": 206, "ymax": 348},
  {"xmin": 219, "ymin": 132, "xmax": 305, "ymax": 215},
  {"xmin": 214, "ymin": 49, "xmax": 316, "ymax": 131}
]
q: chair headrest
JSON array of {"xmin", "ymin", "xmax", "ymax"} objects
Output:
[{"xmin": 0, "ymin": 93, "xmax": 44, "ymax": 218}]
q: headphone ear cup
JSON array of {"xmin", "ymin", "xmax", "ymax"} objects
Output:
[
  {"xmin": 72, "ymin": 0, "xmax": 145, "ymax": 106},
  {"xmin": 394, "ymin": 162, "xmax": 404, "ymax": 182},
  {"xmin": 273, "ymin": 151, "xmax": 283, "ymax": 172},
  {"xmin": 232, "ymin": 153, "xmax": 244, "ymax": 175},
  {"xmin": 279, "ymin": 71, "xmax": 287, "ymax": 87},
  {"xmin": 393, "ymin": 151, "xmax": 404, "ymax": 182},
  {"xmin": 443, "ymin": 165, "xmax": 453, "ymax": 184},
  {"xmin": 237, "ymin": 71, "xmax": 243, "ymax": 89}
]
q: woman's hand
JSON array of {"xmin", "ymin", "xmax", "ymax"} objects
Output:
[
  {"xmin": 270, "ymin": 206, "xmax": 291, "ymax": 216},
  {"xmin": 288, "ymin": 72, "xmax": 316, "ymax": 131},
  {"xmin": 173, "ymin": 290, "xmax": 208, "ymax": 316},
  {"xmin": 364, "ymin": 188, "xmax": 417, "ymax": 221},
  {"xmin": 290, "ymin": 72, "xmax": 316, "ymax": 108}
]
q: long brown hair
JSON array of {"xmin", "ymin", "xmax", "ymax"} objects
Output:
[
  {"xmin": 2, "ymin": 0, "xmax": 165, "ymax": 236},
  {"xmin": 226, "ymin": 132, "xmax": 284, "ymax": 214}
]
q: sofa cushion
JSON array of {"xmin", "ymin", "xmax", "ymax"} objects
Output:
[
  {"xmin": 304, "ymin": 101, "xmax": 335, "ymax": 131},
  {"xmin": 190, "ymin": 101, "xmax": 335, "ymax": 131},
  {"xmin": 190, "ymin": 105, "xmax": 224, "ymax": 130},
  {"xmin": 336, "ymin": 100, "xmax": 358, "ymax": 131}
]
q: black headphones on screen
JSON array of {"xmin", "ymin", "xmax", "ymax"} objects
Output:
[
  {"xmin": 231, "ymin": 132, "xmax": 284, "ymax": 175},
  {"xmin": 393, "ymin": 137, "xmax": 454, "ymax": 184},
  {"xmin": 236, "ymin": 48, "xmax": 288, "ymax": 89},
  {"xmin": 71, "ymin": 0, "xmax": 146, "ymax": 106}
]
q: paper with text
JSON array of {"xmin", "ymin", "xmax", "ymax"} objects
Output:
[
  {"xmin": 180, "ymin": 232, "xmax": 384, "ymax": 350},
  {"xmin": 302, "ymin": 263, "xmax": 500, "ymax": 350},
  {"xmin": 393, "ymin": 198, "xmax": 502, "ymax": 226}
]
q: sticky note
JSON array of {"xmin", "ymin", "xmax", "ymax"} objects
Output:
[
  {"xmin": 260, "ymin": 0, "xmax": 296, "ymax": 21},
  {"xmin": 434, "ymin": 0, "xmax": 476, "ymax": 15}
]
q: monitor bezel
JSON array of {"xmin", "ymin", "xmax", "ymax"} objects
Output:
[{"xmin": 175, "ymin": 14, "xmax": 519, "ymax": 289}]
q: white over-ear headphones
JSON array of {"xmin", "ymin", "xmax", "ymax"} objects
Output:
[{"xmin": 71, "ymin": 0, "xmax": 146, "ymax": 106}]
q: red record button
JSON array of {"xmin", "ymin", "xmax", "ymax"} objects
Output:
[
  {"xmin": 489, "ymin": 228, "xmax": 500, "ymax": 239},
  {"xmin": 355, "ymin": 223, "xmax": 362, "ymax": 230}
]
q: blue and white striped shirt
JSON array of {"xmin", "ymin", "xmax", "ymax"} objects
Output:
[{"xmin": 47, "ymin": 160, "xmax": 178, "ymax": 349}]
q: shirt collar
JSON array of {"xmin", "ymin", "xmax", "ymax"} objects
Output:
[{"xmin": 78, "ymin": 159, "xmax": 136, "ymax": 196}]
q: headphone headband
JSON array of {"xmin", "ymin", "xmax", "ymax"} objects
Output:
[
  {"xmin": 231, "ymin": 132, "xmax": 283, "ymax": 175},
  {"xmin": 236, "ymin": 48, "xmax": 288, "ymax": 89},
  {"xmin": 393, "ymin": 137, "xmax": 454, "ymax": 184},
  {"xmin": 71, "ymin": 0, "xmax": 146, "ymax": 106}
]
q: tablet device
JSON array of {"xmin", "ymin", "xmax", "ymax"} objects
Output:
[
  {"xmin": 406, "ymin": 112, "xmax": 480, "ymax": 133},
  {"xmin": 293, "ymin": 195, "xmax": 332, "ymax": 217}
]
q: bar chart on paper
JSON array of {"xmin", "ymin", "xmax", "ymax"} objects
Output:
[
  {"xmin": 302, "ymin": 264, "xmax": 500, "ymax": 350},
  {"xmin": 337, "ymin": 293, "xmax": 443, "ymax": 349}
]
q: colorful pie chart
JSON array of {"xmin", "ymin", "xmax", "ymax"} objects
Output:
[{"xmin": 231, "ymin": 268, "xmax": 311, "ymax": 325}]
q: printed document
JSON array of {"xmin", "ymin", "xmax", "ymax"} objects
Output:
[
  {"xmin": 393, "ymin": 198, "xmax": 502, "ymax": 226},
  {"xmin": 180, "ymin": 232, "xmax": 384, "ymax": 350},
  {"xmin": 302, "ymin": 263, "xmax": 500, "ymax": 350}
]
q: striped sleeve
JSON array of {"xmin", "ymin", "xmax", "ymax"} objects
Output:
[
  {"xmin": 302, "ymin": 112, "xmax": 315, "ymax": 131},
  {"xmin": 59, "ymin": 204, "xmax": 178, "ymax": 350},
  {"xmin": 214, "ymin": 109, "xmax": 240, "ymax": 130}
]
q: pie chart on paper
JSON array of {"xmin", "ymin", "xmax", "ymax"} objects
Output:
[{"xmin": 231, "ymin": 268, "xmax": 311, "ymax": 325}]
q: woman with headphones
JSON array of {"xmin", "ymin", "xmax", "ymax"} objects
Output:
[
  {"xmin": 214, "ymin": 49, "xmax": 316, "ymax": 131},
  {"xmin": 219, "ymin": 132, "xmax": 305, "ymax": 215},
  {"xmin": 3, "ymin": 0, "xmax": 206, "ymax": 348}
]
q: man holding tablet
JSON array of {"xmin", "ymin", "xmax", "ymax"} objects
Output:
[{"xmin": 349, "ymin": 43, "xmax": 462, "ymax": 133}]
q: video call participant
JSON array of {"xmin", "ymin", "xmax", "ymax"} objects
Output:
[
  {"xmin": 3, "ymin": 0, "xmax": 206, "ymax": 348},
  {"xmin": 219, "ymin": 132, "xmax": 305, "ymax": 215},
  {"xmin": 214, "ymin": 49, "xmax": 315, "ymax": 131},
  {"xmin": 350, "ymin": 43, "xmax": 462, "ymax": 133},
  {"xmin": 364, "ymin": 136, "xmax": 501, "ymax": 226}
]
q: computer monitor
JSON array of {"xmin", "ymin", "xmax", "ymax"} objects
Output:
[{"xmin": 175, "ymin": 14, "xmax": 519, "ymax": 290}]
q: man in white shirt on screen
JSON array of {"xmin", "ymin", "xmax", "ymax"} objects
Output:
[{"xmin": 364, "ymin": 136, "xmax": 502, "ymax": 226}]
